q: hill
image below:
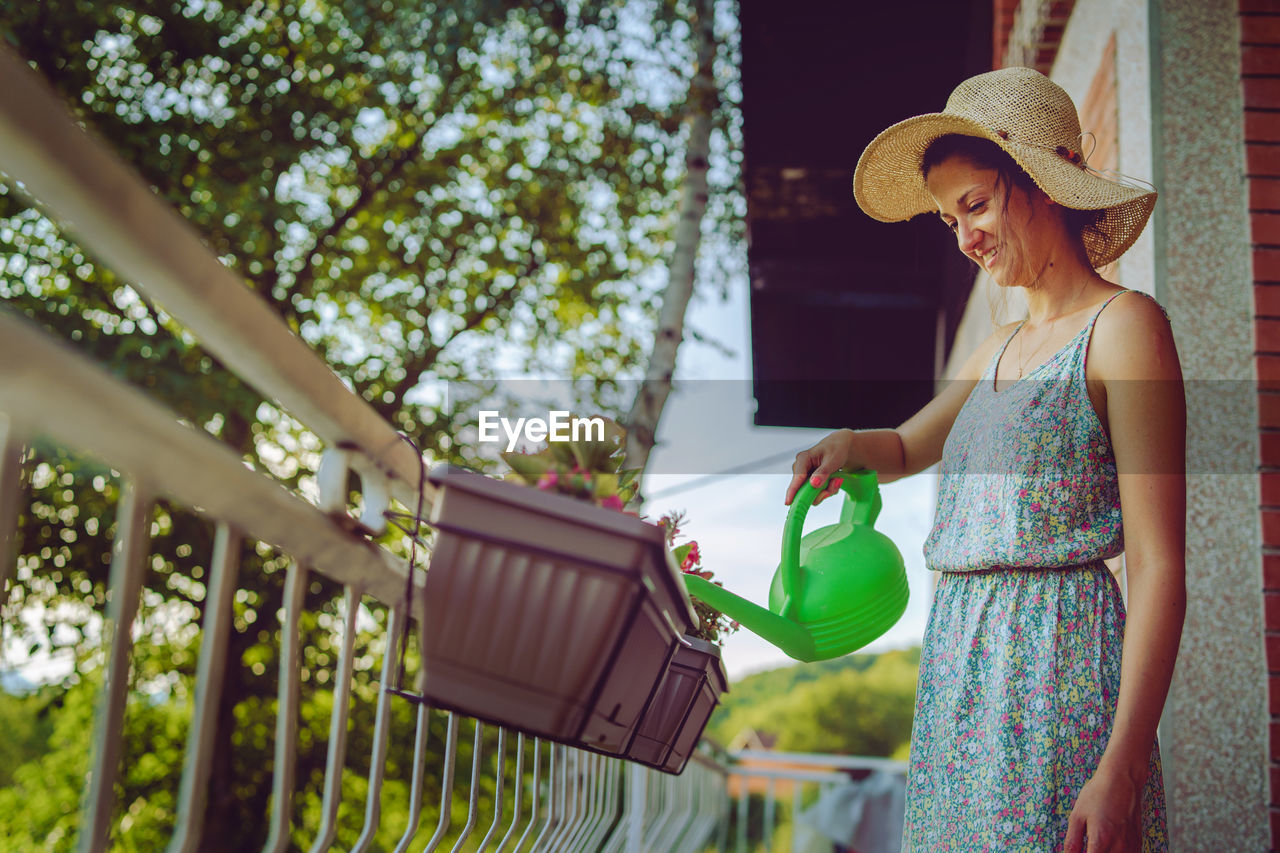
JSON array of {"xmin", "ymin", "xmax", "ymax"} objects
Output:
[{"xmin": 707, "ymin": 646, "xmax": 920, "ymax": 758}]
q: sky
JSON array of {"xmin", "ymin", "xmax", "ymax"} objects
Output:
[{"xmin": 642, "ymin": 269, "xmax": 936, "ymax": 681}]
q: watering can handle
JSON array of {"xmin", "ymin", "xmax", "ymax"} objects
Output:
[{"xmin": 779, "ymin": 469, "xmax": 881, "ymax": 617}]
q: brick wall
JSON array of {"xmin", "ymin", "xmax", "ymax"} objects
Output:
[
  {"xmin": 1077, "ymin": 33, "xmax": 1118, "ymax": 280},
  {"xmin": 1245, "ymin": 0, "xmax": 1280, "ymax": 847},
  {"xmin": 994, "ymin": 0, "xmax": 1020, "ymax": 69}
]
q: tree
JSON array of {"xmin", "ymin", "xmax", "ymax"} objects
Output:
[
  {"xmin": 708, "ymin": 649, "xmax": 920, "ymax": 757},
  {"xmin": 0, "ymin": 0, "xmax": 741, "ymax": 847},
  {"xmin": 624, "ymin": 0, "xmax": 719, "ymax": 476}
]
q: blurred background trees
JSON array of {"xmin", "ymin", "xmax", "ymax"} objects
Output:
[{"xmin": 0, "ymin": 0, "xmax": 752, "ymax": 847}]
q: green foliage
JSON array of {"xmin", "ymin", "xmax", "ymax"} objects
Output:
[
  {"xmin": 708, "ymin": 647, "xmax": 920, "ymax": 758},
  {"xmin": 0, "ymin": 0, "xmax": 744, "ymax": 846},
  {"xmin": 0, "ymin": 687, "xmax": 59, "ymax": 788}
]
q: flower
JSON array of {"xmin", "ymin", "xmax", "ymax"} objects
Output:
[
  {"xmin": 501, "ymin": 414, "xmax": 638, "ymax": 511},
  {"xmin": 680, "ymin": 541, "xmax": 701, "ymax": 571},
  {"xmin": 663, "ymin": 517, "xmax": 737, "ymax": 646}
]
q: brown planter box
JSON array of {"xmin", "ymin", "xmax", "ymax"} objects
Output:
[
  {"xmin": 418, "ymin": 465, "xmax": 698, "ymax": 754},
  {"xmin": 626, "ymin": 634, "xmax": 729, "ymax": 774}
]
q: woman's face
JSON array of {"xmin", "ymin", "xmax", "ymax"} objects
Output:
[{"xmin": 924, "ymin": 154, "xmax": 1053, "ymax": 288}]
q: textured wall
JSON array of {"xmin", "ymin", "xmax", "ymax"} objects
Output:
[{"xmin": 1150, "ymin": 0, "xmax": 1267, "ymax": 850}]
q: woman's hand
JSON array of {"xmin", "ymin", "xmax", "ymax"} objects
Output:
[
  {"xmin": 785, "ymin": 429, "xmax": 856, "ymax": 506},
  {"xmin": 1063, "ymin": 760, "xmax": 1144, "ymax": 853}
]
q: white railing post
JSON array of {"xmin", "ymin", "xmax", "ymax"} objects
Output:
[
  {"xmin": 0, "ymin": 415, "xmax": 23, "ymax": 604},
  {"xmin": 625, "ymin": 762, "xmax": 647, "ymax": 853},
  {"xmin": 391, "ymin": 699, "xmax": 434, "ymax": 853},
  {"xmin": 474, "ymin": 726, "xmax": 508, "ymax": 853},
  {"xmin": 262, "ymin": 562, "xmax": 310, "ymax": 853},
  {"xmin": 448, "ymin": 719, "xmax": 486, "ymax": 852},
  {"xmin": 305, "ymin": 584, "xmax": 362, "ymax": 853},
  {"xmin": 351, "ymin": 606, "xmax": 406, "ymax": 853},
  {"xmin": 511, "ymin": 738, "xmax": 544, "ymax": 853},
  {"xmin": 422, "ymin": 711, "xmax": 461, "ymax": 852},
  {"xmin": 492, "ymin": 731, "xmax": 525, "ymax": 852},
  {"xmin": 78, "ymin": 480, "xmax": 152, "ymax": 853},
  {"xmin": 168, "ymin": 522, "xmax": 244, "ymax": 853}
]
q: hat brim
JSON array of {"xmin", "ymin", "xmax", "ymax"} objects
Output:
[{"xmin": 852, "ymin": 113, "xmax": 1157, "ymax": 269}]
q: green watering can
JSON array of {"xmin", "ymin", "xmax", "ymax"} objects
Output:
[{"xmin": 682, "ymin": 470, "xmax": 909, "ymax": 662}]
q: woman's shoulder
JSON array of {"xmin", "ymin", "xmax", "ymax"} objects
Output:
[{"xmin": 1088, "ymin": 289, "xmax": 1181, "ymax": 381}]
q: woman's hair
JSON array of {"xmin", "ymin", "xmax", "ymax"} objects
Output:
[{"xmin": 919, "ymin": 134, "xmax": 1108, "ymax": 263}]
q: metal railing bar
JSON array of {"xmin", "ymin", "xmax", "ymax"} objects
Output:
[
  {"xmin": 579, "ymin": 754, "xmax": 611, "ymax": 851},
  {"xmin": 168, "ymin": 522, "xmax": 244, "ymax": 853},
  {"xmin": 650, "ymin": 766, "xmax": 683, "ymax": 852},
  {"xmin": 762, "ymin": 776, "xmax": 776, "ymax": 853},
  {"xmin": 623, "ymin": 763, "xmax": 647, "ymax": 853},
  {"xmin": 598, "ymin": 768, "xmax": 624, "ymax": 853},
  {"xmin": 0, "ymin": 311, "xmax": 419, "ymax": 611},
  {"xmin": 306, "ymin": 585, "xmax": 362, "ymax": 853},
  {"xmin": 687, "ymin": 766, "xmax": 712, "ymax": 853},
  {"xmin": 548, "ymin": 744, "xmax": 571, "ymax": 848},
  {"xmin": 78, "ymin": 479, "xmax": 152, "ymax": 853},
  {"xmin": 448, "ymin": 719, "xmax": 486, "ymax": 852},
  {"xmin": 557, "ymin": 751, "xmax": 595, "ymax": 853},
  {"xmin": 474, "ymin": 727, "xmax": 507, "ymax": 853},
  {"xmin": 790, "ymin": 780, "xmax": 803, "ymax": 853},
  {"xmin": 422, "ymin": 711, "xmax": 461, "ymax": 853},
  {"xmin": 0, "ymin": 47, "xmax": 433, "ymax": 515},
  {"xmin": 655, "ymin": 770, "xmax": 679, "ymax": 851},
  {"xmin": 601, "ymin": 760, "xmax": 637, "ymax": 853},
  {"xmin": 736, "ymin": 771, "xmax": 748, "ymax": 853},
  {"xmin": 637, "ymin": 767, "xmax": 659, "ymax": 850},
  {"xmin": 729, "ymin": 767, "xmax": 854, "ymax": 785},
  {"xmin": 262, "ymin": 562, "xmax": 310, "ymax": 853},
  {"xmin": 671, "ymin": 768, "xmax": 697, "ymax": 852},
  {"xmin": 0, "ymin": 416, "xmax": 23, "ymax": 604},
  {"xmin": 592, "ymin": 759, "xmax": 622, "ymax": 852},
  {"xmin": 665, "ymin": 766, "xmax": 699, "ymax": 853},
  {"xmin": 546, "ymin": 747, "xmax": 581, "ymax": 852},
  {"xmin": 730, "ymin": 749, "xmax": 908, "ymax": 774},
  {"xmin": 492, "ymin": 731, "xmax": 524, "ymax": 853},
  {"xmin": 566, "ymin": 754, "xmax": 599, "ymax": 853},
  {"xmin": 643, "ymin": 766, "xmax": 671, "ymax": 852},
  {"xmin": 351, "ymin": 605, "xmax": 406, "ymax": 853},
  {"xmin": 510, "ymin": 737, "xmax": 543, "ymax": 853},
  {"xmin": 530, "ymin": 743, "xmax": 562, "ymax": 851},
  {"xmin": 668, "ymin": 766, "xmax": 697, "ymax": 853},
  {"xmin": 694, "ymin": 765, "xmax": 721, "ymax": 853},
  {"xmin": 391, "ymin": 700, "xmax": 433, "ymax": 853},
  {"xmin": 716, "ymin": 774, "xmax": 730, "ymax": 853}
]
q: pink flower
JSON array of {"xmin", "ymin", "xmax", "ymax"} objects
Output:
[
  {"xmin": 599, "ymin": 494, "xmax": 624, "ymax": 511},
  {"xmin": 680, "ymin": 541, "xmax": 701, "ymax": 571},
  {"xmin": 536, "ymin": 470, "xmax": 559, "ymax": 490}
]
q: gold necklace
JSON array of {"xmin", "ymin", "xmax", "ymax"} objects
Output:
[{"xmin": 1015, "ymin": 318, "xmax": 1057, "ymax": 378}]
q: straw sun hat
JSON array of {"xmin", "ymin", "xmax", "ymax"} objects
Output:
[{"xmin": 852, "ymin": 66, "xmax": 1156, "ymax": 269}]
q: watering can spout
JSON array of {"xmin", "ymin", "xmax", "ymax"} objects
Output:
[
  {"xmin": 683, "ymin": 573, "xmax": 817, "ymax": 662},
  {"xmin": 678, "ymin": 469, "xmax": 908, "ymax": 663}
]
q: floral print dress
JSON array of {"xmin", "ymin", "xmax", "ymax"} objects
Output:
[{"xmin": 901, "ymin": 290, "xmax": 1168, "ymax": 852}]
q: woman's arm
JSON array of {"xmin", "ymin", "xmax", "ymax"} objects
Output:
[
  {"xmin": 784, "ymin": 323, "xmax": 1014, "ymax": 505},
  {"xmin": 1065, "ymin": 293, "xmax": 1187, "ymax": 853}
]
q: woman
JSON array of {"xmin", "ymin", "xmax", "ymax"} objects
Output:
[{"xmin": 786, "ymin": 68, "xmax": 1185, "ymax": 852}]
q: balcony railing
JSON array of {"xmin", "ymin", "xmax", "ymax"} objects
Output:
[{"xmin": 0, "ymin": 44, "xmax": 906, "ymax": 852}]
